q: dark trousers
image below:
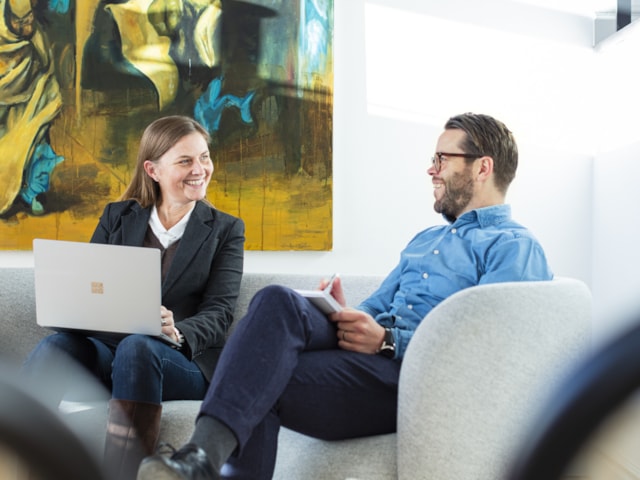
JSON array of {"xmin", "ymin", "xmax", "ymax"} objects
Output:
[
  {"xmin": 23, "ymin": 332, "xmax": 208, "ymax": 404},
  {"xmin": 199, "ymin": 285, "xmax": 401, "ymax": 479}
]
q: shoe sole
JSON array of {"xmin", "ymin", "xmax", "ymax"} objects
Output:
[{"xmin": 137, "ymin": 459, "xmax": 186, "ymax": 480}]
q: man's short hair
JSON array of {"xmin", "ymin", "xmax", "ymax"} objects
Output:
[{"xmin": 445, "ymin": 113, "xmax": 518, "ymax": 194}]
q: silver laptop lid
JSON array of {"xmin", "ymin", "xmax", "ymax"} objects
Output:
[{"xmin": 33, "ymin": 239, "xmax": 162, "ymax": 337}]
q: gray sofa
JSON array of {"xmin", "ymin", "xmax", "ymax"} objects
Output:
[{"xmin": 1, "ymin": 268, "xmax": 592, "ymax": 479}]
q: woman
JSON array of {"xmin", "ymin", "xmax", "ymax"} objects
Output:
[{"xmin": 23, "ymin": 115, "xmax": 245, "ymax": 479}]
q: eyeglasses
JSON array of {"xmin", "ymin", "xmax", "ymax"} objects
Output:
[{"xmin": 431, "ymin": 152, "xmax": 483, "ymax": 173}]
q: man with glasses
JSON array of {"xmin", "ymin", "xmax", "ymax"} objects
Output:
[{"xmin": 137, "ymin": 112, "xmax": 553, "ymax": 480}]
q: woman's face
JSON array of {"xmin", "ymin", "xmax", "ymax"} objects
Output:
[{"xmin": 145, "ymin": 132, "xmax": 213, "ymax": 207}]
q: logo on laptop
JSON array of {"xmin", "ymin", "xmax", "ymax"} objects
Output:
[{"xmin": 91, "ymin": 282, "xmax": 104, "ymax": 294}]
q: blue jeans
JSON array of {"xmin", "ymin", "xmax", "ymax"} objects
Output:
[
  {"xmin": 200, "ymin": 285, "xmax": 401, "ymax": 479},
  {"xmin": 23, "ymin": 332, "xmax": 208, "ymax": 404}
]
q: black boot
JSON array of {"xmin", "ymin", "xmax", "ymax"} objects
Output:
[
  {"xmin": 137, "ymin": 443, "xmax": 218, "ymax": 480},
  {"xmin": 103, "ymin": 399, "xmax": 162, "ymax": 480}
]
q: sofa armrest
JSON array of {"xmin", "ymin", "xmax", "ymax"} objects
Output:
[{"xmin": 397, "ymin": 277, "xmax": 592, "ymax": 480}]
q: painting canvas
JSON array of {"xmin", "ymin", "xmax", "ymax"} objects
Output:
[{"xmin": 0, "ymin": 0, "xmax": 334, "ymax": 251}]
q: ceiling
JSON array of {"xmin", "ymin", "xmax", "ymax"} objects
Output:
[
  {"xmin": 515, "ymin": 0, "xmax": 627, "ymax": 16},
  {"xmin": 517, "ymin": 0, "xmax": 640, "ymax": 43}
]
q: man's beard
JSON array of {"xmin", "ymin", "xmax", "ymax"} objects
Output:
[{"xmin": 434, "ymin": 169, "xmax": 474, "ymax": 223}]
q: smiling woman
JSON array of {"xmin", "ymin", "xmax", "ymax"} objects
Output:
[
  {"xmin": 21, "ymin": 115, "xmax": 246, "ymax": 480},
  {"xmin": 142, "ymin": 130, "xmax": 213, "ymax": 228}
]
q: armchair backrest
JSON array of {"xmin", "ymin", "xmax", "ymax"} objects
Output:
[{"xmin": 397, "ymin": 277, "xmax": 592, "ymax": 480}]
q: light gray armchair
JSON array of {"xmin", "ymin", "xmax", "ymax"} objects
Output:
[
  {"xmin": 272, "ymin": 277, "xmax": 592, "ymax": 480},
  {"xmin": 397, "ymin": 277, "xmax": 592, "ymax": 480}
]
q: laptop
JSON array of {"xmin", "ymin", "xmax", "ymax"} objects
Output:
[{"xmin": 33, "ymin": 238, "xmax": 180, "ymax": 347}]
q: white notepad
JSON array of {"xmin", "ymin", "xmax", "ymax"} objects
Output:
[
  {"xmin": 33, "ymin": 238, "xmax": 180, "ymax": 347},
  {"xmin": 294, "ymin": 288, "xmax": 343, "ymax": 314}
]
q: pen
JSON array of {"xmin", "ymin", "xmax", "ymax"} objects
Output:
[{"xmin": 323, "ymin": 273, "xmax": 339, "ymax": 294}]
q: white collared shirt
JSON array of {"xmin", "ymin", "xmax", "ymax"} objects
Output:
[{"xmin": 149, "ymin": 204, "xmax": 194, "ymax": 248}]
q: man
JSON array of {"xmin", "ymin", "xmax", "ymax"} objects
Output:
[{"xmin": 137, "ymin": 113, "xmax": 553, "ymax": 479}]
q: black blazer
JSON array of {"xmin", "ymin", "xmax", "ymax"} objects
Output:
[{"xmin": 90, "ymin": 200, "xmax": 245, "ymax": 380}]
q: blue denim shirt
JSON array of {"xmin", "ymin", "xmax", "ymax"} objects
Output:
[{"xmin": 357, "ymin": 204, "xmax": 553, "ymax": 360}]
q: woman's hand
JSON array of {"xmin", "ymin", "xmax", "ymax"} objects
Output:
[{"xmin": 160, "ymin": 306, "xmax": 179, "ymax": 341}]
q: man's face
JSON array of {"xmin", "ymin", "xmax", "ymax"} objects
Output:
[{"xmin": 429, "ymin": 129, "xmax": 477, "ymax": 222}]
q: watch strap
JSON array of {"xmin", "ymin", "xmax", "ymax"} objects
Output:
[{"xmin": 377, "ymin": 328, "xmax": 395, "ymax": 358}]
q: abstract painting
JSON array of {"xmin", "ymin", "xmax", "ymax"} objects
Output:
[{"xmin": 0, "ymin": 0, "xmax": 334, "ymax": 251}]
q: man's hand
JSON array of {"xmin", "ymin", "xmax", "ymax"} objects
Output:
[
  {"xmin": 318, "ymin": 275, "xmax": 386, "ymax": 353},
  {"xmin": 318, "ymin": 274, "xmax": 346, "ymax": 307},
  {"xmin": 329, "ymin": 308, "xmax": 386, "ymax": 354}
]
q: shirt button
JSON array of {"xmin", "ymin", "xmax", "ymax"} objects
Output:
[
  {"xmin": 433, "ymin": 249, "xmax": 440, "ymax": 255},
  {"xmin": 451, "ymin": 228, "xmax": 457, "ymax": 234},
  {"xmin": 422, "ymin": 272, "xmax": 429, "ymax": 279},
  {"xmin": 407, "ymin": 304, "xmax": 413, "ymax": 310}
]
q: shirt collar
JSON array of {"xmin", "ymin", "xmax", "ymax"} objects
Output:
[
  {"xmin": 149, "ymin": 204, "xmax": 195, "ymax": 248},
  {"xmin": 448, "ymin": 204, "xmax": 512, "ymax": 228}
]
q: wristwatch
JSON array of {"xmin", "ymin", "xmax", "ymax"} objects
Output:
[{"xmin": 377, "ymin": 328, "xmax": 396, "ymax": 358}]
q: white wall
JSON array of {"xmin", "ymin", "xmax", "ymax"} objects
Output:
[
  {"xmin": 591, "ymin": 21, "xmax": 640, "ymax": 343},
  {"xmin": 592, "ymin": 141, "xmax": 640, "ymax": 343},
  {"xmin": 0, "ymin": 0, "xmax": 596, "ymax": 292}
]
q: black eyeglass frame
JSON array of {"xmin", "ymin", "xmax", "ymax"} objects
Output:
[{"xmin": 431, "ymin": 152, "xmax": 484, "ymax": 173}]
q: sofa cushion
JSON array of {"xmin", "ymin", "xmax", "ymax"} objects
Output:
[{"xmin": 0, "ymin": 268, "xmax": 48, "ymax": 367}]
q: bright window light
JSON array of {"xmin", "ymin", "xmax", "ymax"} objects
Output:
[{"xmin": 364, "ymin": 3, "xmax": 594, "ymax": 153}]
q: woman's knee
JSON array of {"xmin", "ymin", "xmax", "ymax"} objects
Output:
[
  {"xmin": 114, "ymin": 335, "xmax": 159, "ymax": 361},
  {"xmin": 112, "ymin": 334, "xmax": 165, "ymax": 375},
  {"xmin": 28, "ymin": 333, "xmax": 87, "ymax": 362},
  {"xmin": 23, "ymin": 333, "xmax": 98, "ymax": 383},
  {"xmin": 40, "ymin": 332, "xmax": 79, "ymax": 348}
]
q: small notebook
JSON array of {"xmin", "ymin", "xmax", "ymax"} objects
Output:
[
  {"xmin": 294, "ymin": 288, "xmax": 343, "ymax": 314},
  {"xmin": 33, "ymin": 238, "xmax": 180, "ymax": 347}
]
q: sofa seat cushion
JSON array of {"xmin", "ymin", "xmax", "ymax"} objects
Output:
[
  {"xmin": 160, "ymin": 401, "xmax": 398, "ymax": 480},
  {"xmin": 61, "ymin": 398, "xmax": 397, "ymax": 480}
]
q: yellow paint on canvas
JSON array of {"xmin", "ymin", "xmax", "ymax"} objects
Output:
[
  {"xmin": 0, "ymin": 0, "xmax": 334, "ymax": 251},
  {"xmin": 0, "ymin": 100, "xmax": 333, "ymax": 251}
]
